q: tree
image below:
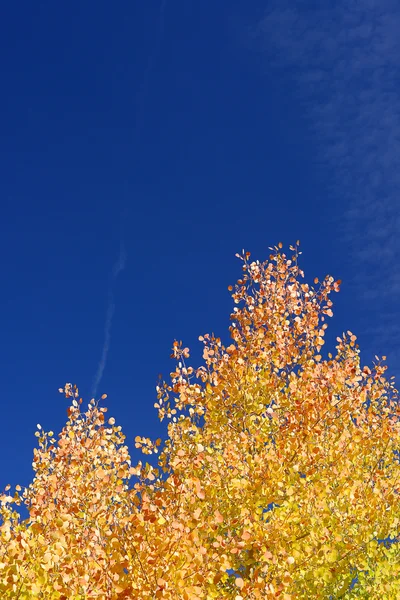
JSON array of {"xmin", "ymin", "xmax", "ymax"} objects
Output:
[{"xmin": 1, "ymin": 243, "xmax": 399, "ymax": 599}]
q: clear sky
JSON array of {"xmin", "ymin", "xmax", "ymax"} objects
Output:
[{"xmin": 1, "ymin": 1, "xmax": 399, "ymax": 493}]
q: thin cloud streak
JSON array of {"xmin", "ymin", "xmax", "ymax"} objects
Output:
[
  {"xmin": 256, "ymin": 1, "xmax": 400, "ymax": 360},
  {"xmin": 92, "ymin": 243, "xmax": 126, "ymax": 398}
]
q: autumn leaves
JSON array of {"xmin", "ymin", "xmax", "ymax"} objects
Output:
[{"xmin": 1, "ymin": 244, "xmax": 399, "ymax": 598}]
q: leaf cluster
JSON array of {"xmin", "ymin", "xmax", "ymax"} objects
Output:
[{"xmin": 1, "ymin": 244, "xmax": 399, "ymax": 598}]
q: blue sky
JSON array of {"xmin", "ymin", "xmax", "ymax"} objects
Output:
[{"xmin": 1, "ymin": 1, "xmax": 399, "ymax": 493}]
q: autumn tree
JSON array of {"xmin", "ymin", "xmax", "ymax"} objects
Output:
[{"xmin": 1, "ymin": 243, "xmax": 399, "ymax": 599}]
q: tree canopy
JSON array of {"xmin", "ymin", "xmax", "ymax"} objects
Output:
[{"xmin": 1, "ymin": 243, "xmax": 399, "ymax": 599}]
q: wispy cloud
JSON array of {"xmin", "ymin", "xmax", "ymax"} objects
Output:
[
  {"xmin": 255, "ymin": 1, "xmax": 400, "ymax": 361},
  {"xmin": 92, "ymin": 243, "xmax": 127, "ymax": 398}
]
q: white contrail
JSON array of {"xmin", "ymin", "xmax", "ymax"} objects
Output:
[
  {"xmin": 92, "ymin": 1, "xmax": 166, "ymax": 398},
  {"xmin": 92, "ymin": 243, "xmax": 127, "ymax": 398}
]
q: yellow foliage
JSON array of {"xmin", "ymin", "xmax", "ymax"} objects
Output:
[{"xmin": 1, "ymin": 244, "xmax": 399, "ymax": 598}]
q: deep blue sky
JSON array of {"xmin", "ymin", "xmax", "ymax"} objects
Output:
[{"xmin": 1, "ymin": 1, "xmax": 399, "ymax": 493}]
